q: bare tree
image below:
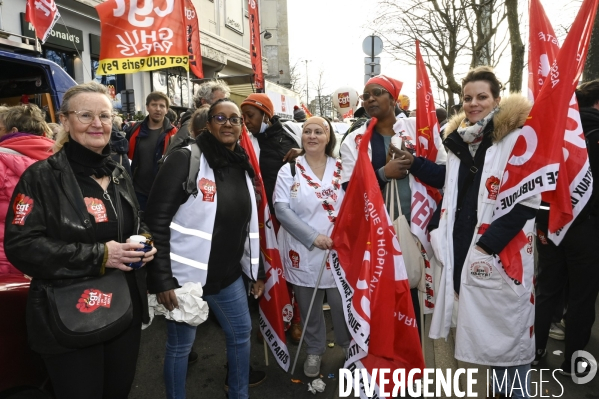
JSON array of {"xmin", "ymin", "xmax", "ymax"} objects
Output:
[
  {"xmin": 289, "ymin": 59, "xmax": 303, "ymax": 93},
  {"xmin": 371, "ymin": 0, "xmax": 510, "ymax": 106},
  {"xmin": 312, "ymin": 69, "xmax": 327, "ymax": 116},
  {"xmin": 505, "ymin": 0, "xmax": 524, "ymax": 92}
]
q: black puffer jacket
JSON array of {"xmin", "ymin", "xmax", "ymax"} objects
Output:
[
  {"xmin": 4, "ymin": 149, "xmax": 150, "ymax": 354},
  {"xmin": 255, "ymin": 116, "xmax": 298, "ymax": 215},
  {"xmin": 579, "ymin": 107, "xmax": 599, "ymax": 216}
]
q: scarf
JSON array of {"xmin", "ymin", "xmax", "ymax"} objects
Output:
[
  {"xmin": 196, "ymin": 130, "xmax": 255, "ymax": 181},
  {"xmin": 64, "ymin": 139, "xmax": 116, "ymax": 177},
  {"xmin": 456, "ymin": 107, "xmax": 498, "ymax": 156}
]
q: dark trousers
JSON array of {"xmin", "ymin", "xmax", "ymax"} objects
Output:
[
  {"xmin": 534, "ymin": 214, "xmax": 599, "ymax": 361},
  {"xmin": 42, "ymin": 285, "xmax": 143, "ymax": 399}
]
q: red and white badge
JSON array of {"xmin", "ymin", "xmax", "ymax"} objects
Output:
[
  {"xmin": 199, "ymin": 178, "xmax": 216, "ymax": 202},
  {"xmin": 485, "ymin": 176, "xmax": 501, "ymax": 200},
  {"xmin": 354, "ymin": 134, "xmax": 363, "ymax": 150},
  {"xmin": 84, "ymin": 197, "xmax": 108, "ymax": 223},
  {"xmin": 76, "ymin": 288, "xmax": 113, "ymax": 313},
  {"xmin": 12, "ymin": 193, "xmax": 34, "ymax": 225},
  {"xmin": 289, "ymin": 250, "xmax": 300, "ymax": 268},
  {"xmin": 290, "ymin": 182, "xmax": 300, "ymax": 198}
]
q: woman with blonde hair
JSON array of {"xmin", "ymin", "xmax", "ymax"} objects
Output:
[{"xmin": 5, "ymin": 82, "xmax": 156, "ymax": 398}]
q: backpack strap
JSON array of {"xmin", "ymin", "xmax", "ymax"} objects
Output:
[
  {"xmin": 290, "ymin": 161, "xmax": 296, "ymax": 177},
  {"xmin": 184, "ymin": 143, "xmax": 202, "ymax": 196}
]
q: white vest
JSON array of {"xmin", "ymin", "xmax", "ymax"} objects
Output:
[
  {"xmin": 277, "ymin": 156, "xmax": 344, "ymax": 288},
  {"xmin": 429, "ymin": 129, "xmax": 540, "ymax": 366},
  {"xmin": 169, "ymin": 153, "xmax": 260, "ymax": 287}
]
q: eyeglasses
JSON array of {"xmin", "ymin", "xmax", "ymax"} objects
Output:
[
  {"xmin": 360, "ymin": 87, "xmax": 389, "ymax": 101},
  {"xmin": 68, "ymin": 110, "xmax": 114, "ymax": 125},
  {"xmin": 210, "ymin": 115, "xmax": 242, "ymax": 126}
]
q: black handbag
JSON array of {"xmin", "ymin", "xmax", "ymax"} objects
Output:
[{"xmin": 45, "ymin": 269, "xmax": 133, "ymax": 349}]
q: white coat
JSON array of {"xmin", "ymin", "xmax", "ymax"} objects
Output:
[
  {"xmin": 274, "ymin": 155, "xmax": 344, "ymax": 288},
  {"xmin": 429, "ymin": 95, "xmax": 540, "ymax": 366}
]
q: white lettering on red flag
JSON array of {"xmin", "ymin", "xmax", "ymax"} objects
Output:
[
  {"xmin": 184, "ymin": 0, "xmax": 204, "ymax": 79},
  {"xmin": 25, "ymin": 0, "xmax": 60, "ymax": 44},
  {"xmin": 495, "ymin": 0, "xmax": 598, "ymax": 272},
  {"xmin": 413, "ymin": 41, "xmax": 445, "ymax": 313},
  {"xmin": 247, "ymin": 0, "xmax": 264, "ymax": 91},
  {"xmin": 239, "ymin": 126, "xmax": 292, "ymax": 371},
  {"xmin": 95, "ymin": 0, "xmax": 188, "ymax": 75},
  {"xmin": 330, "ymin": 117, "xmax": 424, "ymax": 396}
]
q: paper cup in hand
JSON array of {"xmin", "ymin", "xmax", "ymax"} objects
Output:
[
  {"xmin": 391, "ymin": 136, "xmax": 403, "ymax": 150},
  {"xmin": 128, "ymin": 235, "xmax": 152, "ymax": 269}
]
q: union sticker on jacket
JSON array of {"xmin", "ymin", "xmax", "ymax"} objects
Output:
[
  {"xmin": 84, "ymin": 197, "xmax": 108, "ymax": 223},
  {"xmin": 12, "ymin": 193, "xmax": 34, "ymax": 225},
  {"xmin": 199, "ymin": 178, "xmax": 216, "ymax": 202}
]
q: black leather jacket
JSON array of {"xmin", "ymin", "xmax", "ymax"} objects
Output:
[{"xmin": 4, "ymin": 149, "xmax": 150, "ymax": 354}]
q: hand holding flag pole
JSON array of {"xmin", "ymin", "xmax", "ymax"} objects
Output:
[{"xmin": 290, "ymin": 250, "xmax": 329, "ymax": 375}]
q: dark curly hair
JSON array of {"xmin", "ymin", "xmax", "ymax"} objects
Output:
[{"xmin": 461, "ymin": 66, "xmax": 504, "ymax": 99}]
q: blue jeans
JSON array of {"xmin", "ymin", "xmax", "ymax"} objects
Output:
[
  {"xmin": 163, "ymin": 276, "xmax": 251, "ymax": 399},
  {"xmin": 489, "ymin": 364, "xmax": 531, "ymax": 399}
]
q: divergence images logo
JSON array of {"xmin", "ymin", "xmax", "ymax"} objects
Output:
[{"xmin": 571, "ymin": 350, "xmax": 597, "ymax": 384}]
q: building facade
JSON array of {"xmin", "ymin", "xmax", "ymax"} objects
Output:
[{"xmin": 0, "ymin": 0, "xmax": 291, "ymax": 116}]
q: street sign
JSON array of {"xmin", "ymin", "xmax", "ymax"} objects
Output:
[
  {"xmin": 365, "ymin": 64, "xmax": 381, "ymax": 75},
  {"xmin": 362, "ymin": 35, "xmax": 383, "ymax": 57},
  {"xmin": 364, "ymin": 57, "xmax": 381, "ymax": 65}
]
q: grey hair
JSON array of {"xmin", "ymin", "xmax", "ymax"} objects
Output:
[
  {"xmin": 53, "ymin": 82, "xmax": 113, "ymax": 152},
  {"xmin": 193, "ymin": 79, "xmax": 231, "ymax": 108}
]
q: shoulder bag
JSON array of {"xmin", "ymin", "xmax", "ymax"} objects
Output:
[{"xmin": 385, "ymin": 178, "xmax": 426, "ymax": 291}]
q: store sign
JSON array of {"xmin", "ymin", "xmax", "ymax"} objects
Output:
[{"xmin": 20, "ymin": 13, "xmax": 84, "ymax": 51}]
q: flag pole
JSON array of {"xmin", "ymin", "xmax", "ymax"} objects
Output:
[
  {"xmin": 263, "ymin": 338, "xmax": 269, "ymax": 366},
  {"xmin": 187, "ymin": 69, "xmax": 191, "ymax": 108},
  {"xmin": 419, "ymin": 290, "xmax": 425, "ymax": 362},
  {"xmin": 290, "ymin": 250, "xmax": 329, "ymax": 375}
]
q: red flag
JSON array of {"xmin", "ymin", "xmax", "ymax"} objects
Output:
[
  {"xmin": 247, "ymin": 0, "xmax": 264, "ymax": 91},
  {"xmin": 95, "ymin": 0, "xmax": 188, "ymax": 75},
  {"xmin": 527, "ymin": 0, "xmax": 593, "ymax": 244},
  {"xmin": 495, "ymin": 0, "xmax": 597, "ymax": 271},
  {"xmin": 330, "ymin": 118, "xmax": 424, "ymax": 396},
  {"xmin": 527, "ymin": 0, "xmax": 559, "ymax": 102},
  {"xmin": 184, "ymin": 0, "xmax": 204, "ymax": 79},
  {"xmin": 413, "ymin": 41, "xmax": 444, "ymax": 312},
  {"xmin": 342, "ymin": 108, "xmax": 354, "ymax": 120},
  {"xmin": 301, "ymin": 103, "xmax": 312, "ymax": 118},
  {"xmin": 239, "ymin": 126, "xmax": 292, "ymax": 371},
  {"xmin": 25, "ymin": 0, "xmax": 60, "ymax": 44}
]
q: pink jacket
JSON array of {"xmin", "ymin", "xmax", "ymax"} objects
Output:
[{"xmin": 0, "ymin": 134, "xmax": 54, "ymax": 275}]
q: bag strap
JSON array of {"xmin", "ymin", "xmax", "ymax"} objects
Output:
[
  {"xmin": 385, "ymin": 179, "xmax": 403, "ymax": 221},
  {"xmin": 290, "ymin": 161, "xmax": 296, "ymax": 177},
  {"xmin": 184, "ymin": 143, "xmax": 202, "ymax": 196}
]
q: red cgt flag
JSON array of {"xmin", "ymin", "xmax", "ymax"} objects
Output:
[
  {"xmin": 184, "ymin": 0, "xmax": 204, "ymax": 79},
  {"xmin": 247, "ymin": 0, "xmax": 264, "ymax": 91},
  {"xmin": 413, "ymin": 40, "xmax": 444, "ymax": 312},
  {"xmin": 330, "ymin": 118, "xmax": 424, "ymax": 397},
  {"xmin": 527, "ymin": 0, "xmax": 559, "ymax": 102},
  {"xmin": 239, "ymin": 126, "xmax": 292, "ymax": 371},
  {"xmin": 494, "ymin": 0, "xmax": 598, "ymax": 276},
  {"xmin": 527, "ymin": 0, "xmax": 593, "ymax": 244},
  {"xmin": 25, "ymin": 0, "xmax": 60, "ymax": 44},
  {"xmin": 95, "ymin": 0, "xmax": 188, "ymax": 76}
]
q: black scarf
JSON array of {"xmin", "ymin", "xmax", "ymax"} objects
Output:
[
  {"xmin": 196, "ymin": 130, "xmax": 255, "ymax": 180},
  {"xmin": 64, "ymin": 138, "xmax": 116, "ymax": 177}
]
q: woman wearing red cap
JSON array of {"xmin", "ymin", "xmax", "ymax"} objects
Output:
[{"xmin": 340, "ymin": 75, "xmax": 444, "ymax": 338}]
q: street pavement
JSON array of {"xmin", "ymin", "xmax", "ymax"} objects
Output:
[{"xmin": 130, "ymin": 299, "xmax": 599, "ymax": 398}]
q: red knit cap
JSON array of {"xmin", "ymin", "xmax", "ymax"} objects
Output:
[
  {"xmin": 241, "ymin": 93, "xmax": 274, "ymax": 119},
  {"xmin": 365, "ymin": 75, "xmax": 403, "ymax": 99}
]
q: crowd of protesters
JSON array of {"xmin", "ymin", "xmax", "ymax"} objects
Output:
[{"xmin": 2, "ymin": 70, "xmax": 598, "ymax": 399}]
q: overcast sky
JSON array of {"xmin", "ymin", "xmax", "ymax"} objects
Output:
[{"xmin": 287, "ymin": 0, "xmax": 582, "ymax": 107}]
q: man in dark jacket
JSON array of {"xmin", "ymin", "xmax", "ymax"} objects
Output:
[
  {"xmin": 110, "ymin": 126, "xmax": 132, "ymax": 177},
  {"xmin": 126, "ymin": 91, "xmax": 177, "ymax": 211}
]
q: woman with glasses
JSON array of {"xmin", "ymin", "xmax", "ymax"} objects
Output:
[
  {"xmin": 339, "ymin": 75, "xmax": 442, "ymax": 338},
  {"xmin": 144, "ymin": 98, "xmax": 262, "ymax": 399},
  {"xmin": 274, "ymin": 116, "xmax": 350, "ymax": 377},
  {"xmin": 5, "ymin": 82, "xmax": 156, "ymax": 398}
]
